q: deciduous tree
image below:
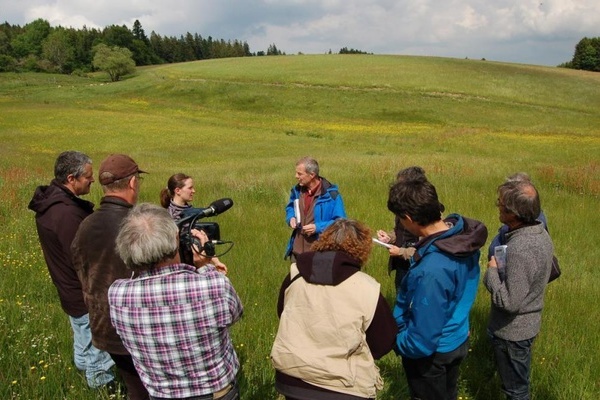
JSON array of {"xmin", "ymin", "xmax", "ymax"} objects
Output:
[
  {"xmin": 11, "ymin": 18, "xmax": 51, "ymax": 58},
  {"xmin": 42, "ymin": 29, "xmax": 74, "ymax": 73},
  {"xmin": 92, "ymin": 43, "xmax": 136, "ymax": 81},
  {"xmin": 566, "ymin": 37, "xmax": 600, "ymax": 72}
]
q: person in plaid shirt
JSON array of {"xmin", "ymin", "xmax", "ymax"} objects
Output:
[{"xmin": 108, "ymin": 203, "xmax": 243, "ymax": 400}]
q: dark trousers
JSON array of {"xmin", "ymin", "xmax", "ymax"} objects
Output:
[
  {"xmin": 402, "ymin": 339, "xmax": 469, "ymax": 400},
  {"xmin": 110, "ymin": 352, "xmax": 150, "ymax": 400},
  {"xmin": 489, "ymin": 333, "xmax": 535, "ymax": 400},
  {"xmin": 150, "ymin": 382, "xmax": 240, "ymax": 400},
  {"xmin": 394, "ymin": 267, "xmax": 409, "ymax": 296}
]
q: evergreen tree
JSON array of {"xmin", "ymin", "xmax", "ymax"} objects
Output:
[
  {"xmin": 267, "ymin": 43, "xmax": 282, "ymax": 55},
  {"xmin": 132, "ymin": 20, "xmax": 148, "ymax": 43},
  {"xmin": 103, "ymin": 25, "xmax": 134, "ymax": 49}
]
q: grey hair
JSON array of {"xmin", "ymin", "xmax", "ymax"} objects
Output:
[
  {"xmin": 498, "ymin": 181, "xmax": 540, "ymax": 224},
  {"xmin": 115, "ymin": 203, "xmax": 179, "ymax": 271},
  {"xmin": 101, "ymin": 173, "xmax": 136, "ymax": 192},
  {"xmin": 54, "ymin": 151, "xmax": 92, "ymax": 183},
  {"xmin": 506, "ymin": 172, "xmax": 532, "ymax": 183},
  {"xmin": 297, "ymin": 156, "xmax": 319, "ymax": 176}
]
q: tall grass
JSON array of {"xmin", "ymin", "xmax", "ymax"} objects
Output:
[{"xmin": 1, "ymin": 55, "xmax": 599, "ymax": 399}]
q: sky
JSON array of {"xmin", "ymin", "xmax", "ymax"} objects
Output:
[{"xmin": 2, "ymin": 0, "xmax": 599, "ymax": 66}]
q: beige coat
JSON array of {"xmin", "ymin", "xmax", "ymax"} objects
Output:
[{"xmin": 271, "ymin": 263, "xmax": 383, "ymax": 398}]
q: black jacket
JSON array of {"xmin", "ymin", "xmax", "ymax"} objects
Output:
[{"xmin": 28, "ymin": 180, "xmax": 94, "ymax": 317}]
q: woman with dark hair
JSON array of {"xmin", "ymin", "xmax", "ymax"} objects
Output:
[
  {"xmin": 160, "ymin": 173, "xmax": 195, "ymax": 220},
  {"xmin": 271, "ymin": 219, "xmax": 397, "ymax": 400},
  {"xmin": 160, "ymin": 173, "xmax": 227, "ymax": 274}
]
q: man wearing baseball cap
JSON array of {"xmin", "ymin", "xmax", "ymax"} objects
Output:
[{"xmin": 72, "ymin": 154, "xmax": 149, "ymax": 399}]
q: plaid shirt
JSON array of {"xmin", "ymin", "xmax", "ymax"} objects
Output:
[{"xmin": 108, "ymin": 263, "xmax": 243, "ymax": 398}]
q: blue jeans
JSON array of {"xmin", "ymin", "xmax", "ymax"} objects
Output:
[
  {"xmin": 489, "ymin": 333, "xmax": 535, "ymax": 400},
  {"xmin": 69, "ymin": 314, "xmax": 115, "ymax": 388}
]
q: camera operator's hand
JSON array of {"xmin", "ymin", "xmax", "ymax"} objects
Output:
[{"xmin": 191, "ymin": 229, "xmax": 211, "ymax": 269}]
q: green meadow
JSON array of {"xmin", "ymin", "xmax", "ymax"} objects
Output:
[{"xmin": 1, "ymin": 55, "xmax": 599, "ymax": 399}]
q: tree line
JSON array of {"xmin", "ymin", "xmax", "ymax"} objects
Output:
[
  {"xmin": 560, "ymin": 37, "xmax": 600, "ymax": 72},
  {"xmin": 0, "ymin": 18, "xmax": 259, "ymax": 75}
]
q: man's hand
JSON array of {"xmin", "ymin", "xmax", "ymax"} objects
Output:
[
  {"xmin": 289, "ymin": 217, "xmax": 297, "ymax": 229},
  {"xmin": 488, "ymin": 256, "xmax": 498, "ymax": 269},
  {"xmin": 301, "ymin": 223, "xmax": 316, "ymax": 236},
  {"xmin": 190, "ymin": 229, "xmax": 210, "ymax": 269}
]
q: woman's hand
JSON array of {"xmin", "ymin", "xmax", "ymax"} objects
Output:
[{"xmin": 212, "ymin": 257, "xmax": 228, "ymax": 275}]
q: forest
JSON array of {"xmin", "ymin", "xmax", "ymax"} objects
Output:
[{"xmin": 0, "ymin": 19, "xmax": 281, "ymax": 75}]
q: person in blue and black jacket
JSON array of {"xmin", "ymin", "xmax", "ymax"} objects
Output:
[
  {"xmin": 387, "ymin": 173, "xmax": 488, "ymax": 400},
  {"xmin": 284, "ymin": 156, "xmax": 346, "ymax": 260}
]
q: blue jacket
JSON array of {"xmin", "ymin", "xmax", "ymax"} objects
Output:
[
  {"xmin": 284, "ymin": 177, "xmax": 346, "ymax": 258},
  {"xmin": 394, "ymin": 214, "xmax": 487, "ymax": 359}
]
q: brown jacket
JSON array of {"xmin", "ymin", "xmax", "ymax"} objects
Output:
[{"xmin": 72, "ymin": 196, "xmax": 133, "ymax": 354}]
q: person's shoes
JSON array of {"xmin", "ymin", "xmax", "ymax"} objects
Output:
[{"xmin": 98, "ymin": 380, "xmax": 126, "ymax": 398}]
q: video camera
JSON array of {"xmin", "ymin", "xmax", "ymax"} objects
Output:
[{"xmin": 175, "ymin": 198, "xmax": 234, "ymax": 265}]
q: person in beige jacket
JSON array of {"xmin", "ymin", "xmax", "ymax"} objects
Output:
[{"xmin": 271, "ymin": 218, "xmax": 397, "ymax": 400}]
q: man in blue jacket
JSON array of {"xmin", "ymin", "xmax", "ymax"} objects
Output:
[
  {"xmin": 285, "ymin": 157, "xmax": 346, "ymax": 259},
  {"xmin": 387, "ymin": 174, "xmax": 487, "ymax": 400}
]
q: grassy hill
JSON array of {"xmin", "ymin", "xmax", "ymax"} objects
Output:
[{"xmin": 1, "ymin": 55, "xmax": 599, "ymax": 399}]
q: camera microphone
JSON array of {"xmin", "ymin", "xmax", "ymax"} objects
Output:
[
  {"xmin": 178, "ymin": 198, "xmax": 234, "ymax": 225},
  {"xmin": 205, "ymin": 198, "xmax": 234, "ymax": 217}
]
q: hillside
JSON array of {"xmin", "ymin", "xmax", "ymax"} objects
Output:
[{"xmin": 0, "ymin": 55, "xmax": 599, "ymax": 399}]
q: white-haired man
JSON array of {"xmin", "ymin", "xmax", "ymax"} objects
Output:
[
  {"xmin": 285, "ymin": 156, "xmax": 346, "ymax": 259},
  {"xmin": 485, "ymin": 180, "xmax": 554, "ymax": 400},
  {"xmin": 108, "ymin": 203, "xmax": 243, "ymax": 400}
]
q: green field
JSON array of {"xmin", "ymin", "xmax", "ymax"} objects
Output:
[{"xmin": 1, "ymin": 55, "xmax": 599, "ymax": 399}]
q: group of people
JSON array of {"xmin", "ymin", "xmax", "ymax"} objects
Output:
[
  {"xmin": 30, "ymin": 152, "xmax": 241, "ymax": 400},
  {"xmin": 29, "ymin": 151, "xmax": 555, "ymax": 400},
  {"xmin": 277, "ymin": 157, "xmax": 554, "ymax": 400}
]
